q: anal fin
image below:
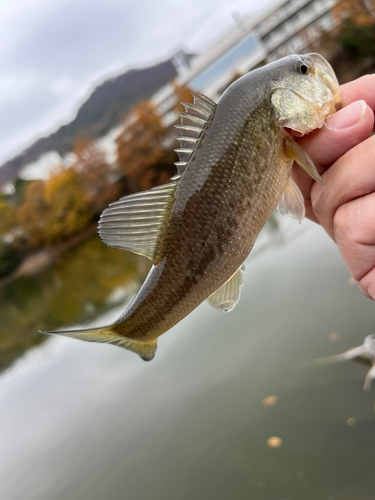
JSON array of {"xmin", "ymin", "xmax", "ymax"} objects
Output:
[
  {"xmin": 278, "ymin": 177, "xmax": 305, "ymax": 223},
  {"xmin": 207, "ymin": 266, "xmax": 244, "ymax": 313}
]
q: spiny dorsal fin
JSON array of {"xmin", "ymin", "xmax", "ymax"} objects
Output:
[
  {"xmin": 278, "ymin": 177, "xmax": 305, "ymax": 223},
  {"xmin": 98, "ymin": 183, "xmax": 176, "ymax": 261},
  {"xmin": 174, "ymin": 92, "xmax": 217, "ymax": 175},
  {"xmin": 207, "ymin": 266, "xmax": 244, "ymax": 312}
]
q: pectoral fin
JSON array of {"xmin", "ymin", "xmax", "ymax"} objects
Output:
[
  {"xmin": 207, "ymin": 266, "xmax": 244, "ymax": 312},
  {"xmin": 98, "ymin": 183, "xmax": 176, "ymax": 262},
  {"xmin": 284, "ymin": 137, "xmax": 323, "ymax": 185},
  {"xmin": 278, "ymin": 178, "xmax": 305, "ymax": 223}
]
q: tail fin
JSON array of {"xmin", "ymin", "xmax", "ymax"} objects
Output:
[{"xmin": 40, "ymin": 325, "xmax": 157, "ymax": 361}]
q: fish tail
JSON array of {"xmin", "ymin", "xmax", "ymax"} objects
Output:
[{"xmin": 39, "ymin": 325, "xmax": 157, "ymax": 361}]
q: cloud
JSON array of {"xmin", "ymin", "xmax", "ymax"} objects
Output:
[{"xmin": 0, "ymin": 0, "xmax": 271, "ymax": 164}]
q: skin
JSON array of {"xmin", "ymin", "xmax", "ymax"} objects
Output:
[{"xmin": 291, "ymin": 75, "xmax": 375, "ymax": 300}]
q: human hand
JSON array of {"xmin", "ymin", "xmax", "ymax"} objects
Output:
[{"xmin": 291, "ymin": 75, "xmax": 375, "ymax": 299}]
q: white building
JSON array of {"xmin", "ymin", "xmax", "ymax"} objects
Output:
[{"xmin": 153, "ymin": 0, "xmax": 338, "ymax": 127}]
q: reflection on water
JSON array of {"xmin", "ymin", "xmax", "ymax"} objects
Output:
[
  {"xmin": 0, "ymin": 236, "xmax": 149, "ymax": 372},
  {"xmin": 1, "ymin": 216, "xmax": 375, "ymax": 500}
]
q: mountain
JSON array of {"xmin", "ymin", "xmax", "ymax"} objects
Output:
[{"xmin": 0, "ymin": 57, "xmax": 179, "ymax": 187}]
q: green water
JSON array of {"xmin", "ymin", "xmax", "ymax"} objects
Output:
[
  {"xmin": 1, "ymin": 216, "xmax": 375, "ymax": 500},
  {"xmin": 0, "ymin": 237, "xmax": 149, "ymax": 371}
]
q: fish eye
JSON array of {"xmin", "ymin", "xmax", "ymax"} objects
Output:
[{"xmin": 297, "ymin": 63, "xmax": 309, "ymax": 75}]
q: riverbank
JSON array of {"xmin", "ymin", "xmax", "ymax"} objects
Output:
[{"xmin": 0, "ymin": 222, "xmax": 99, "ymax": 288}]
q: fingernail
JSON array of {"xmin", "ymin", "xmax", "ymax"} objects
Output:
[{"xmin": 325, "ymin": 100, "xmax": 367, "ymax": 130}]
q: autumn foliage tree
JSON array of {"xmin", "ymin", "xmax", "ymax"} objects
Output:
[
  {"xmin": 72, "ymin": 138, "xmax": 119, "ymax": 215},
  {"xmin": 332, "ymin": 0, "xmax": 375, "ymax": 26},
  {"xmin": 173, "ymin": 84, "xmax": 194, "ymax": 115},
  {"xmin": 17, "ymin": 181, "xmax": 50, "ymax": 247},
  {"xmin": 18, "ymin": 168, "xmax": 91, "ymax": 247},
  {"xmin": 116, "ymin": 101, "xmax": 174, "ymax": 191},
  {"xmin": 0, "ymin": 199, "xmax": 17, "ymax": 237},
  {"xmin": 44, "ymin": 166, "xmax": 90, "ymax": 241}
]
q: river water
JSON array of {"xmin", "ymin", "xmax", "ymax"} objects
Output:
[{"xmin": 1, "ymin": 215, "xmax": 375, "ymax": 500}]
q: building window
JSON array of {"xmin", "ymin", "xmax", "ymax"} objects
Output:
[{"xmin": 189, "ymin": 35, "xmax": 259, "ymax": 91}]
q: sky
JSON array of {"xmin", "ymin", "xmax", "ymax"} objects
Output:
[{"xmin": 0, "ymin": 0, "xmax": 276, "ymax": 166}]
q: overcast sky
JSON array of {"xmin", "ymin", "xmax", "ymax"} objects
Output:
[{"xmin": 0, "ymin": 0, "xmax": 274, "ymax": 165}]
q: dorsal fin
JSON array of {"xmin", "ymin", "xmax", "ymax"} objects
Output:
[
  {"xmin": 174, "ymin": 92, "xmax": 217, "ymax": 175},
  {"xmin": 98, "ymin": 183, "xmax": 176, "ymax": 261}
]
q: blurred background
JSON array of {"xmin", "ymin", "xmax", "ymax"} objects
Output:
[{"xmin": 1, "ymin": 1, "xmax": 375, "ymax": 499}]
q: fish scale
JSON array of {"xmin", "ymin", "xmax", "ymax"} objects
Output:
[{"xmin": 41, "ymin": 53, "xmax": 340, "ymax": 361}]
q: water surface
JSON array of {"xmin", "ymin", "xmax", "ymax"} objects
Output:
[{"xmin": 1, "ymin": 217, "xmax": 375, "ymax": 500}]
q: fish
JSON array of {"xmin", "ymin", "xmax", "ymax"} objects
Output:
[
  {"xmin": 316, "ymin": 335, "xmax": 375, "ymax": 392},
  {"xmin": 41, "ymin": 53, "xmax": 340, "ymax": 361}
]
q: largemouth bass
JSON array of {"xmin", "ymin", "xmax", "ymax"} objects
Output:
[{"xmin": 42, "ymin": 53, "xmax": 340, "ymax": 361}]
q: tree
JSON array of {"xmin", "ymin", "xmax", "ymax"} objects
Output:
[
  {"xmin": 338, "ymin": 18, "xmax": 375, "ymax": 58},
  {"xmin": 18, "ymin": 168, "xmax": 92, "ymax": 247},
  {"xmin": 0, "ymin": 200, "xmax": 17, "ymax": 237},
  {"xmin": 332, "ymin": 0, "xmax": 375, "ymax": 26},
  {"xmin": 0, "ymin": 242, "xmax": 20, "ymax": 277},
  {"xmin": 17, "ymin": 181, "xmax": 50, "ymax": 247},
  {"xmin": 173, "ymin": 84, "xmax": 194, "ymax": 115},
  {"xmin": 44, "ymin": 167, "xmax": 90, "ymax": 241},
  {"xmin": 72, "ymin": 137, "xmax": 119, "ymax": 215},
  {"xmin": 116, "ymin": 101, "xmax": 167, "ymax": 190}
]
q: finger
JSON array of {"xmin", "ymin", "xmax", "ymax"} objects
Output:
[
  {"xmin": 299, "ymin": 100, "xmax": 372, "ymax": 167},
  {"xmin": 340, "ymin": 75, "xmax": 375, "ymax": 116},
  {"xmin": 333, "ymin": 193, "xmax": 375, "ymax": 299},
  {"xmin": 311, "ymin": 135, "xmax": 375, "ymax": 238},
  {"xmin": 292, "ymin": 101, "xmax": 374, "ymax": 220}
]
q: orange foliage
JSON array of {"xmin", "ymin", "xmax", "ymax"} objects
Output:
[
  {"xmin": 18, "ymin": 181, "xmax": 50, "ymax": 246},
  {"xmin": 173, "ymin": 84, "xmax": 194, "ymax": 115},
  {"xmin": 72, "ymin": 138, "xmax": 119, "ymax": 215},
  {"xmin": 18, "ymin": 168, "xmax": 91, "ymax": 247},
  {"xmin": 332, "ymin": 0, "xmax": 375, "ymax": 26},
  {"xmin": 116, "ymin": 101, "xmax": 166, "ymax": 189},
  {"xmin": 0, "ymin": 200, "xmax": 17, "ymax": 236},
  {"xmin": 44, "ymin": 167, "xmax": 90, "ymax": 241}
]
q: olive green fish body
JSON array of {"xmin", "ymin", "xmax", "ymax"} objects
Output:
[
  {"xmin": 114, "ymin": 82, "xmax": 292, "ymax": 341},
  {"xmin": 43, "ymin": 54, "xmax": 340, "ymax": 360}
]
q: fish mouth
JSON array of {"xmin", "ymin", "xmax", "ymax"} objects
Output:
[
  {"xmin": 304, "ymin": 53, "xmax": 341, "ymax": 112},
  {"xmin": 282, "ymin": 87, "xmax": 334, "ymax": 137}
]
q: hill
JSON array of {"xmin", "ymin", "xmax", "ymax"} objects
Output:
[{"xmin": 0, "ymin": 57, "xmax": 179, "ymax": 187}]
